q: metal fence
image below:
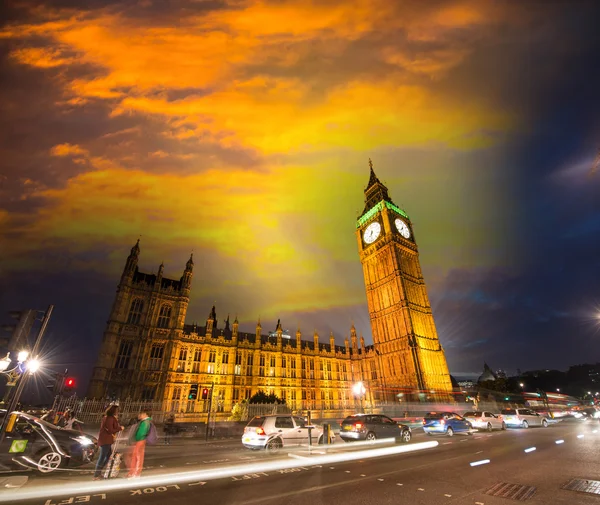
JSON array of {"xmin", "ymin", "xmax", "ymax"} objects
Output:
[{"xmin": 51, "ymin": 396, "xmax": 166, "ymax": 425}]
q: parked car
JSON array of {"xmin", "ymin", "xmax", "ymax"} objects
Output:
[
  {"xmin": 339, "ymin": 414, "xmax": 412, "ymax": 443},
  {"xmin": 500, "ymin": 408, "xmax": 549, "ymax": 428},
  {"xmin": 422, "ymin": 412, "xmax": 473, "ymax": 437},
  {"xmin": 0, "ymin": 411, "xmax": 97, "ymax": 474},
  {"xmin": 463, "ymin": 411, "xmax": 506, "ymax": 432},
  {"xmin": 242, "ymin": 415, "xmax": 334, "ymax": 451}
]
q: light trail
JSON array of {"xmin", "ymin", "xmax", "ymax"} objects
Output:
[
  {"xmin": 555, "ymin": 440, "xmax": 565, "ymax": 444},
  {"xmin": 524, "ymin": 447, "xmax": 536, "ymax": 453},
  {"xmin": 4, "ymin": 441, "xmax": 439, "ymax": 503},
  {"xmin": 469, "ymin": 459, "xmax": 490, "ymax": 467}
]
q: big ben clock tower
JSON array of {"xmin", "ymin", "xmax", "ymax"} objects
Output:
[{"xmin": 357, "ymin": 160, "xmax": 452, "ymax": 398}]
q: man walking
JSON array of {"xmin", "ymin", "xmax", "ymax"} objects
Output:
[{"xmin": 127, "ymin": 410, "xmax": 152, "ymax": 478}]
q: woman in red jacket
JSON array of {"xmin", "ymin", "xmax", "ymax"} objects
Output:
[{"xmin": 94, "ymin": 404, "xmax": 124, "ymax": 480}]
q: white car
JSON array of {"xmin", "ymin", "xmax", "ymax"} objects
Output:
[
  {"xmin": 501, "ymin": 408, "xmax": 549, "ymax": 428},
  {"xmin": 242, "ymin": 415, "xmax": 334, "ymax": 451},
  {"xmin": 463, "ymin": 411, "xmax": 506, "ymax": 432}
]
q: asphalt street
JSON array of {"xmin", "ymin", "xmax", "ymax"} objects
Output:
[{"xmin": 4, "ymin": 418, "xmax": 600, "ymax": 505}]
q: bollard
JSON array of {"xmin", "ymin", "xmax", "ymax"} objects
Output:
[{"xmin": 323, "ymin": 423, "xmax": 332, "ymax": 445}]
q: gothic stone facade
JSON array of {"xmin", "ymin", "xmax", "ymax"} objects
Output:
[{"xmin": 88, "ymin": 163, "xmax": 452, "ymax": 415}]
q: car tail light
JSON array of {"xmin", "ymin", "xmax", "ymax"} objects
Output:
[
  {"xmin": 422, "ymin": 419, "xmax": 426, "ymax": 425},
  {"xmin": 354, "ymin": 423, "xmax": 363, "ymax": 430},
  {"xmin": 440, "ymin": 419, "xmax": 445, "ymax": 425},
  {"xmin": 256, "ymin": 427, "xmax": 266, "ymax": 435}
]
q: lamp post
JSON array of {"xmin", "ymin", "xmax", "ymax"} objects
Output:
[{"xmin": 0, "ymin": 305, "xmax": 53, "ymax": 443}]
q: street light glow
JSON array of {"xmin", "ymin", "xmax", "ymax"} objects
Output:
[
  {"xmin": 17, "ymin": 350, "xmax": 29, "ymax": 362},
  {"xmin": 353, "ymin": 381, "xmax": 366, "ymax": 396},
  {"xmin": 519, "ymin": 383, "xmax": 524, "ymax": 388},
  {"xmin": 27, "ymin": 359, "xmax": 41, "ymax": 373}
]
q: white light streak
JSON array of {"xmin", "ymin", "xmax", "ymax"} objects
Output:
[
  {"xmin": 2, "ymin": 441, "xmax": 439, "ymax": 503},
  {"xmin": 524, "ymin": 447, "xmax": 536, "ymax": 453},
  {"xmin": 555, "ymin": 439, "xmax": 565, "ymax": 444},
  {"xmin": 577, "ymin": 434, "xmax": 584, "ymax": 439},
  {"xmin": 469, "ymin": 459, "xmax": 490, "ymax": 467}
]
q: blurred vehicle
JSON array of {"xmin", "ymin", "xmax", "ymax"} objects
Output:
[
  {"xmin": 463, "ymin": 411, "xmax": 506, "ymax": 432},
  {"xmin": 573, "ymin": 408, "xmax": 600, "ymax": 421},
  {"xmin": 500, "ymin": 408, "xmax": 549, "ymax": 428},
  {"xmin": 242, "ymin": 415, "xmax": 333, "ymax": 451},
  {"xmin": 422, "ymin": 412, "xmax": 473, "ymax": 437},
  {"xmin": 0, "ymin": 411, "xmax": 97, "ymax": 474},
  {"xmin": 339, "ymin": 414, "xmax": 412, "ymax": 443}
]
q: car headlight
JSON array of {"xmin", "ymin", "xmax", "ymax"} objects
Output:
[{"xmin": 71, "ymin": 435, "xmax": 94, "ymax": 446}]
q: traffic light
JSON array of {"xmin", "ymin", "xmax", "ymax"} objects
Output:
[
  {"xmin": 188, "ymin": 384, "xmax": 199, "ymax": 400},
  {"xmin": 1, "ymin": 310, "xmax": 36, "ymax": 351},
  {"xmin": 46, "ymin": 369, "xmax": 69, "ymax": 395},
  {"xmin": 64, "ymin": 377, "xmax": 76, "ymax": 392},
  {"xmin": 201, "ymin": 387, "xmax": 209, "ymax": 400}
]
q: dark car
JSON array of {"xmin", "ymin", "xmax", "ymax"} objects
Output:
[
  {"xmin": 339, "ymin": 414, "xmax": 411, "ymax": 443},
  {"xmin": 422, "ymin": 412, "xmax": 472, "ymax": 436},
  {"xmin": 0, "ymin": 411, "xmax": 98, "ymax": 474}
]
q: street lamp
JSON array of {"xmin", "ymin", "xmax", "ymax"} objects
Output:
[
  {"xmin": 27, "ymin": 359, "xmax": 41, "ymax": 374},
  {"xmin": 0, "ymin": 354, "xmax": 10, "ymax": 373},
  {"xmin": 17, "ymin": 350, "xmax": 29, "ymax": 363},
  {"xmin": 519, "ymin": 383, "xmax": 524, "ymax": 388},
  {"xmin": 556, "ymin": 388, "xmax": 560, "ymax": 392}
]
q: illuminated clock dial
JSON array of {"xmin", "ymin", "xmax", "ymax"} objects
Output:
[
  {"xmin": 395, "ymin": 218, "xmax": 411, "ymax": 239},
  {"xmin": 363, "ymin": 222, "xmax": 381, "ymax": 244}
]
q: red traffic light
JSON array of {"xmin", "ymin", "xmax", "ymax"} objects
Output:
[
  {"xmin": 65, "ymin": 378, "xmax": 75, "ymax": 387},
  {"xmin": 201, "ymin": 388, "xmax": 209, "ymax": 399}
]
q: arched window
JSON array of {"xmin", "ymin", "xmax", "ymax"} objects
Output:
[
  {"xmin": 157, "ymin": 304, "xmax": 172, "ymax": 329},
  {"xmin": 127, "ymin": 299, "xmax": 144, "ymax": 325}
]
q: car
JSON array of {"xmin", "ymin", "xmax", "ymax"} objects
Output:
[
  {"xmin": 573, "ymin": 408, "xmax": 600, "ymax": 421},
  {"xmin": 422, "ymin": 412, "xmax": 473, "ymax": 437},
  {"xmin": 0, "ymin": 411, "xmax": 98, "ymax": 474},
  {"xmin": 242, "ymin": 415, "xmax": 334, "ymax": 451},
  {"xmin": 500, "ymin": 408, "xmax": 549, "ymax": 428},
  {"xmin": 463, "ymin": 411, "xmax": 506, "ymax": 432},
  {"xmin": 339, "ymin": 414, "xmax": 412, "ymax": 443}
]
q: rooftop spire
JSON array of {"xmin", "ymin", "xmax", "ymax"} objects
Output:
[
  {"xmin": 130, "ymin": 238, "xmax": 140, "ymax": 256},
  {"xmin": 186, "ymin": 253, "xmax": 194, "ymax": 271},
  {"xmin": 366, "ymin": 158, "xmax": 381, "ymax": 189}
]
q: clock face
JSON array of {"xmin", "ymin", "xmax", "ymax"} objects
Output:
[
  {"xmin": 395, "ymin": 218, "xmax": 411, "ymax": 239},
  {"xmin": 363, "ymin": 222, "xmax": 382, "ymax": 244}
]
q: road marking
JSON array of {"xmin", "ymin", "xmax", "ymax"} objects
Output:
[
  {"xmin": 396, "ymin": 483, "xmax": 403, "ymax": 486},
  {"xmin": 443, "ymin": 442, "xmax": 452, "ymax": 445},
  {"xmin": 475, "ymin": 451, "xmax": 483, "ymax": 454},
  {"xmin": 345, "ymin": 471, "xmax": 351, "ymax": 473},
  {"xmin": 444, "ymin": 494, "xmax": 452, "ymax": 497},
  {"xmin": 329, "ymin": 467, "xmax": 335, "ymax": 469},
  {"xmin": 470, "ymin": 459, "xmax": 490, "ymax": 467},
  {"xmin": 377, "ymin": 478, "xmax": 384, "ymax": 481},
  {"xmin": 460, "ymin": 439, "xmax": 467, "ymax": 442},
  {"xmin": 188, "ymin": 482, "xmax": 206, "ymax": 486},
  {"xmin": 555, "ymin": 440, "xmax": 565, "ymax": 445},
  {"xmin": 524, "ymin": 447, "xmax": 536, "ymax": 453},
  {"xmin": 418, "ymin": 488, "xmax": 425, "ymax": 491},
  {"xmin": 475, "ymin": 502, "xmax": 485, "ymax": 504},
  {"xmin": 360, "ymin": 474, "xmax": 366, "ymax": 477}
]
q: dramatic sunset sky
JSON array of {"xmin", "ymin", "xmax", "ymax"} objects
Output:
[{"xmin": 1, "ymin": 0, "xmax": 599, "ymax": 391}]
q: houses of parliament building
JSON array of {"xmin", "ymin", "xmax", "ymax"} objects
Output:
[{"xmin": 88, "ymin": 162, "xmax": 453, "ymax": 416}]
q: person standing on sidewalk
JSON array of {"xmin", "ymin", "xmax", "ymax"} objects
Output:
[
  {"xmin": 127, "ymin": 410, "xmax": 152, "ymax": 478},
  {"xmin": 164, "ymin": 414, "xmax": 175, "ymax": 445},
  {"xmin": 94, "ymin": 405, "xmax": 124, "ymax": 480}
]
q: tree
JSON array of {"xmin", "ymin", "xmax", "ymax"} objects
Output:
[
  {"xmin": 249, "ymin": 391, "xmax": 283, "ymax": 404},
  {"xmin": 229, "ymin": 400, "xmax": 248, "ymax": 421}
]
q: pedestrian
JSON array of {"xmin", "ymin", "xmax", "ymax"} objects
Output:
[
  {"xmin": 127, "ymin": 410, "xmax": 153, "ymax": 478},
  {"xmin": 94, "ymin": 405, "xmax": 124, "ymax": 480},
  {"xmin": 41, "ymin": 409, "xmax": 56, "ymax": 424},
  {"xmin": 164, "ymin": 414, "xmax": 175, "ymax": 445}
]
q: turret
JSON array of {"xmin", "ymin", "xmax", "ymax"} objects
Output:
[
  {"xmin": 232, "ymin": 315, "xmax": 239, "ymax": 344},
  {"xmin": 206, "ymin": 305, "xmax": 216, "ymax": 339},
  {"xmin": 276, "ymin": 319, "xmax": 283, "ymax": 348},
  {"xmin": 121, "ymin": 239, "xmax": 140, "ymax": 282},
  {"xmin": 360, "ymin": 333, "xmax": 365, "ymax": 351},
  {"xmin": 156, "ymin": 262, "xmax": 164, "ymax": 284},
  {"xmin": 255, "ymin": 318, "xmax": 262, "ymax": 348},
  {"xmin": 313, "ymin": 330, "xmax": 319, "ymax": 351},
  {"xmin": 350, "ymin": 323, "xmax": 358, "ymax": 350},
  {"xmin": 344, "ymin": 337, "xmax": 350, "ymax": 353},
  {"xmin": 182, "ymin": 253, "xmax": 193, "ymax": 291},
  {"xmin": 329, "ymin": 331, "xmax": 335, "ymax": 353},
  {"xmin": 296, "ymin": 327, "xmax": 302, "ymax": 349}
]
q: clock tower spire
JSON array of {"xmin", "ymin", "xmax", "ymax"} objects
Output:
[{"xmin": 356, "ymin": 159, "xmax": 452, "ymax": 399}]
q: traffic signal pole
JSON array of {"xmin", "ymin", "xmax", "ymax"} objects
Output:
[
  {"xmin": 205, "ymin": 382, "xmax": 214, "ymax": 442},
  {"xmin": 0, "ymin": 305, "xmax": 54, "ymax": 444}
]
